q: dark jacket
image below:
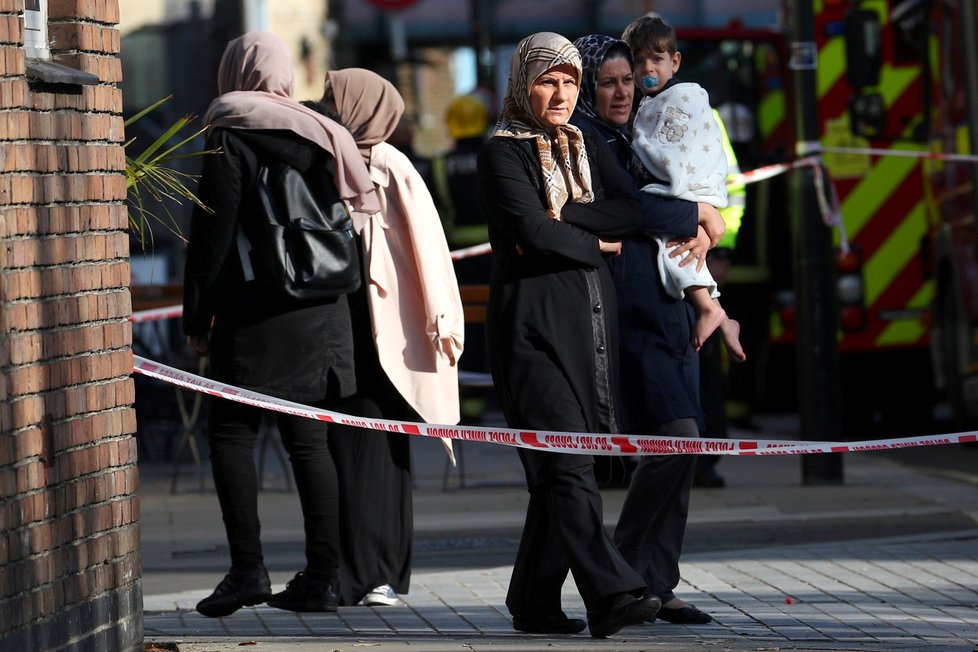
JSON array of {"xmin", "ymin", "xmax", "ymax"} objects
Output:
[
  {"xmin": 570, "ymin": 111, "xmax": 704, "ymax": 430},
  {"xmin": 476, "ymin": 132, "xmax": 640, "ymax": 434},
  {"xmin": 183, "ymin": 127, "xmax": 355, "ymax": 402}
]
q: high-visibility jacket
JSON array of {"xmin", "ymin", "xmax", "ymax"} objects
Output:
[{"xmin": 714, "ymin": 109, "xmax": 744, "ymax": 250}]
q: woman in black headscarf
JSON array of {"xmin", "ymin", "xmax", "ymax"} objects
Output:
[
  {"xmin": 570, "ymin": 33, "xmax": 722, "ymax": 625},
  {"xmin": 477, "ymin": 31, "xmax": 661, "ymax": 639}
]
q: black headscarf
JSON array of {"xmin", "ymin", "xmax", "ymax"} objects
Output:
[{"xmin": 572, "ymin": 34, "xmax": 634, "ymax": 122}]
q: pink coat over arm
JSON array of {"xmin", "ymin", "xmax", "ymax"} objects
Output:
[{"xmin": 359, "ymin": 141, "xmax": 465, "ymax": 455}]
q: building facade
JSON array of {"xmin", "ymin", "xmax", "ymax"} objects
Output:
[{"xmin": 0, "ymin": 1, "xmax": 140, "ymax": 649}]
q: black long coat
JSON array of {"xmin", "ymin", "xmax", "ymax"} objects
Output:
[
  {"xmin": 183, "ymin": 128, "xmax": 356, "ymax": 403},
  {"xmin": 476, "ymin": 133, "xmax": 640, "ymax": 435}
]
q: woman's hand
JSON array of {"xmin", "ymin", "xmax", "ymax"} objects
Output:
[
  {"xmin": 697, "ymin": 203, "xmax": 725, "ymax": 247},
  {"xmin": 187, "ymin": 334, "xmax": 209, "ymax": 357},
  {"xmin": 599, "ymin": 239, "xmax": 622, "ymax": 256},
  {"xmin": 668, "ymin": 226, "xmax": 711, "ymax": 271}
]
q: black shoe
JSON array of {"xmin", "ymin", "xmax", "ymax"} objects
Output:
[
  {"xmin": 196, "ymin": 565, "xmax": 272, "ymax": 618},
  {"xmin": 587, "ymin": 593, "xmax": 661, "ymax": 638},
  {"xmin": 266, "ymin": 572, "xmax": 340, "ymax": 612},
  {"xmin": 656, "ymin": 603, "xmax": 714, "ymax": 624},
  {"xmin": 513, "ymin": 612, "xmax": 588, "ymax": 634}
]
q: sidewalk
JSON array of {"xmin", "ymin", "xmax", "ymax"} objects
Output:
[{"xmin": 140, "ymin": 416, "xmax": 978, "ymax": 651}]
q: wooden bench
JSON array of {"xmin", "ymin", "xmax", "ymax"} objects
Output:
[
  {"xmin": 446, "ymin": 284, "xmax": 494, "ymax": 489},
  {"xmin": 460, "ymin": 283, "xmax": 489, "ymax": 324},
  {"xmin": 130, "ymin": 282, "xmax": 183, "ymax": 312},
  {"xmin": 457, "ymin": 284, "xmax": 493, "ymax": 390}
]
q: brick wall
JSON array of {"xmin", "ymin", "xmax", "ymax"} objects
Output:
[{"xmin": 0, "ymin": 1, "xmax": 141, "ymax": 650}]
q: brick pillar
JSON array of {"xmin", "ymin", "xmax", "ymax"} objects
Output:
[{"xmin": 0, "ymin": 1, "xmax": 141, "ymax": 650}]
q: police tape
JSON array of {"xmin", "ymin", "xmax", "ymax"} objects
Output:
[
  {"xmin": 132, "ymin": 353, "xmax": 976, "ymax": 456},
  {"xmin": 130, "ymin": 305, "xmax": 183, "ymax": 324},
  {"xmin": 731, "ymin": 146, "xmax": 978, "ymax": 189},
  {"xmin": 726, "ymin": 155, "xmax": 822, "ymax": 187},
  {"xmin": 449, "ymin": 242, "xmax": 492, "ymax": 260},
  {"xmin": 818, "ymin": 145, "xmax": 978, "ymax": 164},
  {"xmin": 726, "ymin": 155, "xmax": 848, "ymax": 250}
]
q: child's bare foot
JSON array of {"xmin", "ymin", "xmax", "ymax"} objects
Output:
[
  {"xmin": 720, "ymin": 317, "xmax": 747, "ymax": 362},
  {"xmin": 693, "ymin": 302, "xmax": 726, "ymax": 351}
]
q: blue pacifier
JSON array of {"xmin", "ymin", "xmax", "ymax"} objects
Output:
[{"xmin": 642, "ymin": 75, "xmax": 659, "ymax": 90}]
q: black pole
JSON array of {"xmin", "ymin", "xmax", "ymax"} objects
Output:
[
  {"xmin": 789, "ymin": 0, "xmax": 844, "ymax": 484},
  {"xmin": 958, "ymin": 0, "xmax": 978, "ymax": 259},
  {"xmin": 472, "ymin": 0, "xmax": 494, "ymax": 89}
]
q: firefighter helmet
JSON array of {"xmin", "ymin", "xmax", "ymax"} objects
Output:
[{"xmin": 446, "ymin": 95, "xmax": 488, "ymax": 140}]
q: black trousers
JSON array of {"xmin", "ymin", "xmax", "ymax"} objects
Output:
[
  {"xmin": 207, "ymin": 397, "xmax": 339, "ymax": 582},
  {"xmin": 613, "ymin": 417, "xmax": 698, "ymax": 603},
  {"xmin": 506, "ymin": 449, "xmax": 645, "ymax": 615}
]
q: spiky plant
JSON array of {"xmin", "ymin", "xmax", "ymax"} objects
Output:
[{"xmin": 124, "ymin": 96, "xmax": 215, "ymax": 247}]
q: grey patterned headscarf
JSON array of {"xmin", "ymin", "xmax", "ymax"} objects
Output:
[
  {"xmin": 573, "ymin": 34, "xmax": 634, "ymax": 121},
  {"xmin": 492, "ymin": 32, "xmax": 594, "ymax": 215}
]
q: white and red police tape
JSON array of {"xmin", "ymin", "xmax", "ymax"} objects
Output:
[
  {"xmin": 447, "ymin": 242, "xmax": 492, "ymax": 260},
  {"xmin": 131, "ymin": 144, "xmax": 978, "ymax": 454},
  {"xmin": 132, "ymin": 354, "xmax": 976, "ymax": 456},
  {"xmin": 129, "ymin": 305, "xmax": 184, "ymax": 324}
]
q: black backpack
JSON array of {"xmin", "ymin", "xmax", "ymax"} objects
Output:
[{"xmin": 237, "ymin": 158, "xmax": 361, "ymax": 300}]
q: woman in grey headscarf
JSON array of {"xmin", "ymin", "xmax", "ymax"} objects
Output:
[
  {"xmin": 183, "ymin": 31, "xmax": 377, "ymax": 618},
  {"xmin": 476, "ymin": 31, "xmax": 661, "ymax": 639}
]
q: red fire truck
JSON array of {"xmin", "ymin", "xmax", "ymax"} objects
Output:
[{"xmin": 673, "ymin": 0, "xmax": 978, "ymax": 432}]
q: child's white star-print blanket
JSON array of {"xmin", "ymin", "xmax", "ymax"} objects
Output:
[{"xmin": 631, "ymin": 82, "xmax": 728, "ymax": 208}]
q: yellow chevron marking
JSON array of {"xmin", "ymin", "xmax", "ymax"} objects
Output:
[
  {"xmin": 877, "ymin": 65, "xmax": 918, "ymax": 105},
  {"xmin": 958, "ymin": 126, "xmax": 973, "ymax": 155},
  {"xmin": 823, "ymin": 115, "xmax": 871, "ymax": 178},
  {"xmin": 770, "ymin": 310, "xmax": 784, "ymax": 340},
  {"xmin": 840, "ymin": 156, "xmax": 919, "ymax": 237},
  {"xmin": 875, "ymin": 317, "xmax": 928, "ymax": 346},
  {"xmin": 875, "ymin": 281, "xmax": 933, "ymax": 346},
  {"xmin": 758, "ymin": 89, "xmax": 785, "ymax": 139},
  {"xmin": 863, "ymin": 200, "xmax": 927, "ymax": 307},
  {"xmin": 817, "ymin": 38, "xmax": 845, "ymax": 98}
]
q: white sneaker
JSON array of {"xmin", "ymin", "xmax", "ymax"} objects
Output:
[{"xmin": 361, "ymin": 584, "xmax": 403, "ymax": 607}]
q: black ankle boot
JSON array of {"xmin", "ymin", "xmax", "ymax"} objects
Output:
[
  {"xmin": 587, "ymin": 593, "xmax": 661, "ymax": 638},
  {"xmin": 196, "ymin": 565, "xmax": 272, "ymax": 618},
  {"xmin": 266, "ymin": 572, "xmax": 340, "ymax": 612},
  {"xmin": 513, "ymin": 612, "xmax": 588, "ymax": 634}
]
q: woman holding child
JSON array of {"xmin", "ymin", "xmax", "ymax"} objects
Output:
[{"xmin": 570, "ymin": 29, "xmax": 723, "ymax": 625}]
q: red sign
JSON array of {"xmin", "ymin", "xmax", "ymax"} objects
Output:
[{"xmin": 365, "ymin": 0, "xmax": 419, "ymax": 9}]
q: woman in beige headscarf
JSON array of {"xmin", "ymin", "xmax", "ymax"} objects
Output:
[
  {"xmin": 476, "ymin": 32, "xmax": 660, "ymax": 638},
  {"xmin": 304, "ymin": 68, "xmax": 463, "ymax": 608},
  {"xmin": 184, "ymin": 32, "xmax": 377, "ymax": 618}
]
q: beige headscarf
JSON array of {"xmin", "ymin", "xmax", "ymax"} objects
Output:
[
  {"xmin": 492, "ymin": 32, "xmax": 594, "ymax": 215},
  {"xmin": 202, "ymin": 31, "xmax": 379, "ymax": 221},
  {"xmin": 325, "ymin": 68, "xmax": 405, "ymax": 165}
]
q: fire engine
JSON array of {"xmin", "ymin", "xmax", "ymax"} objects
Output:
[
  {"xmin": 672, "ymin": 0, "xmax": 978, "ymax": 433},
  {"xmin": 344, "ymin": 0, "xmax": 978, "ymax": 433}
]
